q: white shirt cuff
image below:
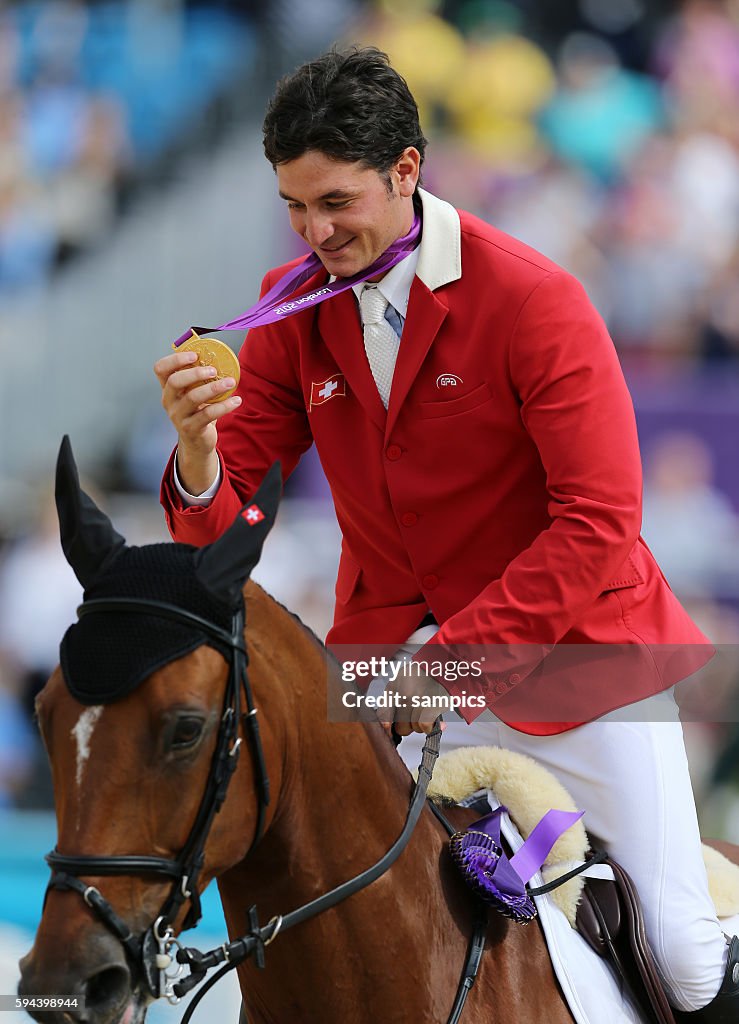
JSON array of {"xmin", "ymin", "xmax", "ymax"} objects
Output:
[{"xmin": 173, "ymin": 451, "xmax": 221, "ymax": 506}]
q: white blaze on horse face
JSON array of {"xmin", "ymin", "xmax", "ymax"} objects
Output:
[{"xmin": 72, "ymin": 705, "xmax": 104, "ymax": 788}]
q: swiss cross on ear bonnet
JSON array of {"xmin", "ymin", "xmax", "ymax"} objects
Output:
[{"xmin": 54, "ymin": 436, "xmax": 281, "ymax": 705}]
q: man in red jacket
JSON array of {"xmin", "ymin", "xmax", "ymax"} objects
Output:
[{"xmin": 155, "ymin": 47, "xmax": 735, "ymax": 1021}]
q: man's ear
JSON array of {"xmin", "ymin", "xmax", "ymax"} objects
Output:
[{"xmin": 395, "ymin": 146, "xmax": 421, "ymax": 198}]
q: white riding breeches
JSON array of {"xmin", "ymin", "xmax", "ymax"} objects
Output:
[{"xmin": 395, "ymin": 630, "xmax": 731, "ymax": 1013}]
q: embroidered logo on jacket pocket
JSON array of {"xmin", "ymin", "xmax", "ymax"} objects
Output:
[{"xmin": 436, "ymin": 373, "xmax": 464, "ymax": 388}]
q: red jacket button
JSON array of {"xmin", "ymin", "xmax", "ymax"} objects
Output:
[
  {"xmin": 509, "ymin": 673, "xmax": 521, "ymax": 685},
  {"xmin": 495, "ymin": 682, "xmax": 508, "ymax": 696},
  {"xmin": 386, "ymin": 444, "xmax": 402, "ymax": 461},
  {"xmin": 422, "ymin": 573, "xmax": 439, "ymax": 590},
  {"xmin": 401, "ymin": 512, "xmax": 418, "ymax": 527}
]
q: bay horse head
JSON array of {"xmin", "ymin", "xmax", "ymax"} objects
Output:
[{"xmin": 18, "ymin": 437, "xmax": 282, "ymax": 1024}]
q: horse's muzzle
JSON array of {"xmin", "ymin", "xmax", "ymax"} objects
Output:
[{"xmin": 18, "ymin": 930, "xmax": 134, "ymax": 1024}]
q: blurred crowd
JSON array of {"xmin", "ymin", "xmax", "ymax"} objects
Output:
[
  {"xmin": 1, "ymin": 0, "xmax": 739, "ymax": 833},
  {"xmin": 359, "ymin": 0, "xmax": 739, "ymax": 365},
  {"xmin": 0, "ymin": 0, "xmax": 253, "ymax": 297}
]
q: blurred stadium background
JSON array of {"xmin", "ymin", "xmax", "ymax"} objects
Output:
[{"xmin": 2, "ymin": 0, "xmax": 739, "ymax": 1010}]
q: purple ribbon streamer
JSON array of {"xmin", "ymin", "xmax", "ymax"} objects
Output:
[
  {"xmin": 509, "ymin": 807, "xmax": 584, "ymax": 883},
  {"xmin": 174, "ymin": 212, "xmax": 422, "ymax": 347},
  {"xmin": 469, "ymin": 806, "xmax": 583, "ymax": 888}
]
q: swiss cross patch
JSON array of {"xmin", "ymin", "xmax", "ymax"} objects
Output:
[
  {"xmin": 242, "ymin": 504, "xmax": 265, "ymax": 526},
  {"xmin": 310, "ymin": 373, "xmax": 346, "ymax": 409}
]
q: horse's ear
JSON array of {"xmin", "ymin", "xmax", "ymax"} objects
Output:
[
  {"xmin": 194, "ymin": 461, "xmax": 282, "ymax": 606},
  {"xmin": 55, "ymin": 435, "xmax": 126, "ymax": 588}
]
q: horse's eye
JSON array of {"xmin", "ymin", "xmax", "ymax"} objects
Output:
[{"xmin": 171, "ymin": 716, "xmax": 204, "ymax": 750}]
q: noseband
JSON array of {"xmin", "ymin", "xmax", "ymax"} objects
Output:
[{"xmin": 45, "ymin": 596, "xmax": 269, "ymax": 1001}]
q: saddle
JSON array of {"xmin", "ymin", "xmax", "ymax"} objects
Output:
[
  {"xmin": 577, "ymin": 838, "xmax": 739, "ymax": 1024},
  {"xmin": 576, "ymin": 842, "xmax": 676, "ymax": 1024}
]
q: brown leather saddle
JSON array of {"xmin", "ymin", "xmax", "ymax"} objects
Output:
[{"xmin": 576, "ymin": 837, "xmax": 739, "ymax": 1024}]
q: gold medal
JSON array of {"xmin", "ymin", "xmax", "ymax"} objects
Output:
[{"xmin": 176, "ymin": 331, "xmax": 240, "ymax": 404}]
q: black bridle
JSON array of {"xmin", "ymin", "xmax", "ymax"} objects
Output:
[
  {"xmin": 44, "ymin": 595, "xmax": 487, "ymax": 1023},
  {"xmin": 45, "ymin": 596, "xmax": 269, "ymax": 1000}
]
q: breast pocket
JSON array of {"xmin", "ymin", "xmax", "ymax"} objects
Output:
[{"xmin": 419, "ymin": 381, "xmax": 494, "ymax": 420}]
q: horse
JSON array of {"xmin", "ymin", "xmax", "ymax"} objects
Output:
[{"xmin": 18, "ymin": 437, "xmax": 576, "ymax": 1024}]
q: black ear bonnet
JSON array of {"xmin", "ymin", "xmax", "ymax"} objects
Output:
[
  {"xmin": 59, "ymin": 544, "xmax": 235, "ymax": 705},
  {"xmin": 55, "ymin": 436, "xmax": 281, "ymax": 705}
]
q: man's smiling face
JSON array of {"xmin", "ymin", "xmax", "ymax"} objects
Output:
[{"xmin": 276, "ymin": 148, "xmax": 419, "ymax": 279}]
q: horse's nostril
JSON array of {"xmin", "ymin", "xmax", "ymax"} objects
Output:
[{"xmin": 84, "ymin": 964, "xmax": 131, "ymax": 1018}]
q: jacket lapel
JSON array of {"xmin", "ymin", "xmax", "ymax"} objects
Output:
[
  {"xmin": 384, "ymin": 190, "xmax": 460, "ymax": 436},
  {"xmin": 386, "ymin": 278, "xmax": 448, "ymax": 438},
  {"xmin": 317, "ymin": 288, "xmax": 387, "ymax": 432}
]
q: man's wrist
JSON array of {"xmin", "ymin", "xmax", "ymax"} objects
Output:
[{"xmin": 174, "ymin": 450, "xmax": 221, "ymax": 505}]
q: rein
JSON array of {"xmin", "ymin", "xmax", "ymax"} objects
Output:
[
  {"xmin": 174, "ymin": 724, "xmax": 449, "ymax": 1024},
  {"xmin": 43, "ymin": 596, "xmax": 488, "ymax": 1023}
]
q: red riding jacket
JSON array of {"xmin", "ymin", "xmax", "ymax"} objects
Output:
[{"xmin": 161, "ymin": 189, "xmax": 711, "ymax": 733}]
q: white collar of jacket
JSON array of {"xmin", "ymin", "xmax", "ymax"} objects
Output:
[{"xmin": 415, "ymin": 187, "xmax": 462, "ymax": 292}]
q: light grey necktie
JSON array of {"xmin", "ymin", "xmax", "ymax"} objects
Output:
[{"xmin": 359, "ymin": 284, "xmax": 401, "ymax": 409}]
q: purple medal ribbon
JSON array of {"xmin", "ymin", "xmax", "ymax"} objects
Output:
[
  {"xmin": 174, "ymin": 212, "xmax": 422, "ymax": 347},
  {"xmin": 450, "ymin": 805, "xmax": 584, "ymax": 923}
]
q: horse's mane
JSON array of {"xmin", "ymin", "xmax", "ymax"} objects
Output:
[{"xmin": 246, "ymin": 582, "xmax": 412, "ymax": 787}]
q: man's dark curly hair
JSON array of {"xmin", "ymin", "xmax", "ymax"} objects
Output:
[{"xmin": 262, "ymin": 47, "xmax": 427, "ymax": 184}]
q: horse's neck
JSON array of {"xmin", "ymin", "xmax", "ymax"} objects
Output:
[
  {"xmin": 218, "ymin": 588, "xmax": 471, "ymax": 1021},
  {"xmin": 241, "ymin": 582, "xmax": 429, "ymax": 902},
  {"xmin": 222, "ymin": 728, "xmax": 465, "ymax": 1023},
  {"xmin": 243, "ymin": 581, "xmax": 417, "ymax": 846},
  {"xmin": 269, "ymin": 712, "xmax": 421, "ymax": 895}
]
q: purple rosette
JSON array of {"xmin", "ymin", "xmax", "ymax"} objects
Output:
[
  {"xmin": 450, "ymin": 809, "xmax": 537, "ymax": 922},
  {"xmin": 449, "ymin": 805, "xmax": 584, "ymax": 925}
]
